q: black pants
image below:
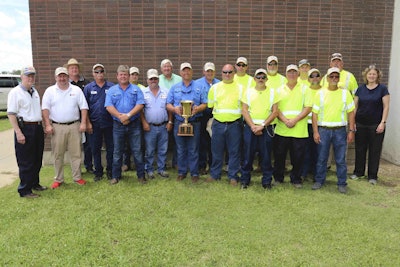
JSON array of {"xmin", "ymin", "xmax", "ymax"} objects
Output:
[
  {"xmin": 354, "ymin": 124, "xmax": 385, "ymax": 179},
  {"xmin": 273, "ymin": 134, "xmax": 307, "ymax": 184},
  {"xmin": 15, "ymin": 124, "xmax": 44, "ymax": 196}
]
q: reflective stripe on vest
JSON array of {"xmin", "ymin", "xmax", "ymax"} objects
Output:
[
  {"xmin": 213, "ymin": 82, "xmax": 242, "ymax": 115},
  {"xmin": 318, "ymin": 89, "xmax": 348, "ymax": 127},
  {"xmin": 246, "ymin": 87, "xmax": 275, "ymax": 125}
]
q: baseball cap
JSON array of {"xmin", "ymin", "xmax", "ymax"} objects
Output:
[
  {"xmin": 286, "ymin": 64, "xmax": 299, "ymax": 72},
  {"xmin": 298, "ymin": 59, "xmax": 310, "ymax": 67},
  {"xmin": 147, "ymin": 69, "xmax": 159, "ymax": 79},
  {"xmin": 327, "ymin": 67, "xmax": 340, "ymax": 76},
  {"xmin": 331, "ymin": 53, "xmax": 343, "ymax": 61},
  {"xmin": 308, "ymin": 68, "xmax": 321, "ymax": 77},
  {"xmin": 54, "ymin": 67, "xmax": 68, "ymax": 76},
  {"xmin": 204, "ymin": 62, "xmax": 215, "ymax": 71},
  {"xmin": 129, "ymin": 67, "xmax": 140, "ymax": 74},
  {"xmin": 92, "ymin": 63, "xmax": 105, "ymax": 71},
  {"xmin": 236, "ymin": 57, "xmax": 248, "ymax": 65},
  {"xmin": 180, "ymin": 62, "xmax": 192, "ymax": 71},
  {"xmin": 117, "ymin": 65, "xmax": 130, "ymax": 73},
  {"xmin": 267, "ymin": 56, "xmax": 278, "ymax": 64},
  {"xmin": 254, "ymin": 68, "xmax": 267, "ymax": 76},
  {"xmin": 21, "ymin": 66, "xmax": 36, "ymax": 76}
]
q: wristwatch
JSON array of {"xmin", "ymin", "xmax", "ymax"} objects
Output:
[
  {"xmin": 261, "ymin": 122, "xmax": 266, "ymax": 128},
  {"xmin": 349, "ymin": 129, "xmax": 356, "ymax": 133}
]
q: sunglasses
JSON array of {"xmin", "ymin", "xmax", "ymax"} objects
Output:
[
  {"xmin": 94, "ymin": 70, "xmax": 104, "ymax": 74},
  {"xmin": 149, "ymin": 77, "xmax": 159, "ymax": 81},
  {"xmin": 329, "ymin": 75, "xmax": 340, "ymax": 79},
  {"xmin": 236, "ymin": 63, "xmax": 247, "ymax": 67},
  {"xmin": 130, "ymin": 73, "xmax": 139, "ymax": 75},
  {"xmin": 222, "ymin": 70, "xmax": 234, "ymax": 74},
  {"xmin": 267, "ymin": 63, "xmax": 278, "ymax": 66},
  {"xmin": 255, "ymin": 76, "xmax": 266, "ymax": 80},
  {"xmin": 310, "ymin": 74, "xmax": 320, "ymax": 78}
]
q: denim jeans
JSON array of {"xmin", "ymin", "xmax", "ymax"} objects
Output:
[
  {"xmin": 174, "ymin": 121, "xmax": 201, "ymax": 176},
  {"xmin": 144, "ymin": 124, "xmax": 169, "ymax": 173},
  {"xmin": 112, "ymin": 120, "xmax": 144, "ymax": 179},
  {"xmin": 241, "ymin": 124, "xmax": 273, "ymax": 186},
  {"xmin": 315, "ymin": 127, "xmax": 348, "ymax": 186},
  {"xmin": 89, "ymin": 124, "xmax": 113, "ymax": 177},
  {"xmin": 209, "ymin": 119, "xmax": 241, "ymax": 181},
  {"xmin": 301, "ymin": 124, "xmax": 318, "ymax": 177}
]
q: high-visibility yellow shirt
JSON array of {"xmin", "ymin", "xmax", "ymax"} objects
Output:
[
  {"xmin": 275, "ymin": 83, "xmax": 312, "ymax": 138},
  {"xmin": 234, "ymin": 74, "xmax": 256, "ymax": 91},
  {"xmin": 312, "ymin": 88, "xmax": 355, "ymax": 126},
  {"xmin": 266, "ymin": 73, "xmax": 287, "ymax": 90},
  {"xmin": 208, "ymin": 81, "xmax": 242, "ymax": 122},
  {"xmin": 307, "ymin": 87, "xmax": 321, "ymax": 123},
  {"xmin": 241, "ymin": 86, "xmax": 279, "ymax": 124},
  {"xmin": 298, "ymin": 77, "xmax": 311, "ymax": 87},
  {"xmin": 320, "ymin": 69, "xmax": 358, "ymax": 96}
]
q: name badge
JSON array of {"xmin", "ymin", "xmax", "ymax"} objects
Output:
[{"xmin": 91, "ymin": 91, "xmax": 98, "ymax": 95}]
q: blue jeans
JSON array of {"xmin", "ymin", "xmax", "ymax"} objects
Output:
[
  {"xmin": 112, "ymin": 121, "xmax": 144, "ymax": 179},
  {"xmin": 209, "ymin": 119, "xmax": 241, "ymax": 181},
  {"xmin": 144, "ymin": 124, "xmax": 169, "ymax": 173},
  {"xmin": 301, "ymin": 124, "xmax": 318, "ymax": 177},
  {"xmin": 315, "ymin": 127, "xmax": 348, "ymax": 186},
  {"xmin": 174, "ymin": 121, "xmax": 200, "ymax": 176},
  {"xmin": 241, "ymin": 124, "xmax": 273, "ymax": 186},
  {"xmin": 89, "ymin": 124, "xmax": 113, "ymax": 177}
]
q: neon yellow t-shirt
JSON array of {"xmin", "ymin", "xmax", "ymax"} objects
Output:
[
  {"xmin": 241, "ymin": 86, "xmax": 279, "ymax": 124},
  {"xmin": 275, "ymin": 83, "xmax": 312, "ymax": 138},
  {"xmin": 208, "ymin": 81, "xmax": 242, "ymax": 122},
  {"xmin": 298, "ymin": 77, "xmax": 311, "ymax": 87},
  {"xmin": 307, "ymin": 87, "xmax": 321, "ymax": 123},
  {"xmin": 320, "ymin": 69, "xmax": 358, "ymax": 96},
  {"xmin": 266, "ymin": 73, "xmax": 287, "ymax": 90},
  {"xmin": 234, "ymin": 74, "xmax": 256, "ymax": 91},
  {"xmin": 312, "ymin": 88, "xmax": 355, "ymax": 126}
]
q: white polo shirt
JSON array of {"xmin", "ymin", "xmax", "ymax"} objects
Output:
[
  {"xmin": 42, "ymin": 83, "xmax": 88, "ymax": 123},
  {"xmin": 7, "ymin": 85, "xmax": 42, "ymax": 122}
]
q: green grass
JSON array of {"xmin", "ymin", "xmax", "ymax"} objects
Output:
[
  {"xmin": 0, "ymin": 117, "xmax": 12, "ymax": 131},
  {"xmin": 0, "ymin": 166, "xmax": 399, "ymax": 266}
]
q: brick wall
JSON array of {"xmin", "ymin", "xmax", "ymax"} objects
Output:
[{"xmin": 29, "ymin": 0, "xmax": 394, "ymax": 150}]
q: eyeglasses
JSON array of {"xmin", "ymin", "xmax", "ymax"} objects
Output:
[
  {"xmin": 329, "ymin": 75, "xmax": 340, "ymax": 79},
  {"xmin": 236, "ymin": 63, "xmax": 247, "ymax": 67},
  {"xmin": 222, "ymin": 70, "xmax": 234, "ymax": 74},
  {"xmin": 255, "ymin": 76, "xmax": 266, "ymax": 80},
  {"xmin": 130, "ymin": 73, "xmax": 139, "ymax": 76},
  {"xmin": 149, "ymin": 77, "xmax": 159, "ymax": 81},
  {"xmin": 268, "ymin": 63, "xmax": 278, "ymax": 66},
  {"xmin": 310, "ymin": 74, "xmax": 320, "ymax": 78},
  {"xmin": 94, "ymin": 70, "xmax": 104, "ymax": 74}
]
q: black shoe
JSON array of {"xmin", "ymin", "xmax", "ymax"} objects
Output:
[
  {"xmin": 262, "ymin": 184, "xmax": 272, "ymax": 190},
  {"xmin": 33, "ymin": 185, "xmax": 48, "ymax": 191},
  {"xmin": 106, "ymin": 171, "xmax": 112, "ymax": 180},
  {"xmin": 94, "ymin": 175, "xmax": 102, "ymax": 182},
  {"xmin": 86, "ymin": 168, "xmax": 94, "ymax": 174},
  {"xmin": 21, "ymin": 193, "xmax": 40, "ymax": 198}
]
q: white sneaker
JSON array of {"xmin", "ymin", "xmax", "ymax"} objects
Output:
[
  {"xmin": 369, "ymin": 179, "xmax": 377, "ymax": 185},
  {"xmin": 350, "ymin": 174, "xmax": 362, "ymax": 180}
]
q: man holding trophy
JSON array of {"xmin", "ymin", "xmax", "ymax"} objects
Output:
[{"xmin": 166, "ymin": 62, "xmax": 207, "ymax": 183}]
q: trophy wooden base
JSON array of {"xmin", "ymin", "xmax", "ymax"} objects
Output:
[{"xmin": 178, "ymin": 123, "xmax": 194, "ymax": 136}]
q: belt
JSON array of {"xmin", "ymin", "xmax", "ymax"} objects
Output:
[
  {"xmin": 52, "ymin": 120, "xmax": 80, "ymax": 125},
  {"xmin": 24, "ymin": 121, "xmax": 42, "ymax": 125},
  {"xmin": 319, "ymin": 126, "xmax": 345, "ymax": 130},
  {"xmin": 150, "ymin": 121, "xmax": 167, "ymax": 126},
  {"xmin": 215, "ymin": 118, "xmax": 240, "ymax": 124}
]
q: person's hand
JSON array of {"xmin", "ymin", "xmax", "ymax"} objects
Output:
[
  {"xmin": 45, "ymin": 125, "xmax": 54, "ymax": 135},
  {"xmin": 174, "ymin": 106, "xmax": 182, "ymax": 116},
  {"xmin": 142, "ymin": 121, "xmax": 150, "ymax": 132},
  {"xmin": 166, "ymin": 122, "xmax": 173, "ymax": 132},
  {"xmin": 79, "ymin": 122, "xmax": 87, "ymax": 133},
  {"xmin": 376, "ymin": 122, "xmax": 385, "ymax": 134},
  {"xmin": 313, "ymin": 132, "xmax": 321, "ymax": 144},
  {"xmin": 87, "ymin": 122, "xmax": 93, "ymax": 134},
  {"xmin": 347, "ymin": 132, "xmax": 355, "ymax": 143},
  {"xmin": 16, "ymin": 131, "xmax": 25, "ymax": 144}
]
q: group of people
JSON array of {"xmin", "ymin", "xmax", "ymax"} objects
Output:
[{"xmin": 7, "ymin": 53, "xmax": 389, "ymax": 198}]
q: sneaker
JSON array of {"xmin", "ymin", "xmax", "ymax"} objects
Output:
[
  {"xmin": 74, "ymin": 179, "xmax": 87, "ymax": 185},
  {"xmin": 350, "ymin": 174, "xmax": 363, "ymax": 180},
  {"xmin": 241, "ymin": 183, "xmax": 248, "ymax": 189},
  {"xmin": 312, "ymin": 182, "xmax": 322, "ymax": 190},
  {"xmin": 191, "ymin": 176, "xmax": 199, "ymax": 183},
  {"xmin": 230, "ymin": 179, "xmax": 238, "ymax": 186},
  {"xmin": 293, "ymin": 183, "xmax": 303, "ymax": 189},
  {"xmin": 158, "ymin": 171, "xmax": 169, "ymax": 178},
  {"xmin": 110, "ymin": 178, "xmax": 119, "ymax": 185},
  {"xmin": 121, "ymin": 165, "xmax": 129, "ymax": 172},
  {"xmin": 94, "ymin": 175, "xmax": 102, "ymax": 182},
  {"xmin": 147, "ymin": 172, "xmax": 155, "ymax": 179},
  {"xmin": 21, "ymin": 193, "xmax": 40, "ymax": 198},
  {"xmin": 262, "ymin": 184, "xmax": 272, "ymax": 190},
  {"xmin": 338, "ymin": 185, "xmax": 347, "ymax": 194},
  {"xmin": 369, "ymin": 179, "xmax": 377, "ymax": 185},
  {"xmin": 51, "ymin": 181, "xmax": 62, "ymax": 189},
  {"xmin": 138, "ymin": 177, "xmax": 147, "ymax": 184}
]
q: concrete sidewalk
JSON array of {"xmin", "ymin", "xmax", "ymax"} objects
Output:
[{"xmin": 0, "ymin": 129, "xmax": 18, "ymax": 188}]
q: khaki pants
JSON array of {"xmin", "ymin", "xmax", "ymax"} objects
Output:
[{"xmin": 51, "ymin": 122, "xmax": 82, "ymax": 182}]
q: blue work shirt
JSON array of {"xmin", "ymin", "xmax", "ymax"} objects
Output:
[
  {"xmin": 167, "ymin": 80, "xmax": 207, "ymax": 122},
  {"xmin": 142, "ymin": 86, "xmax": 169, "ymax": 124},
  {"xmin": 84, "ymin": 80, "xmax": 115, "ymax": 128},
  {"xmin": 195, "ymin": 77, "xmax": 220, "ymax": 117},
  {"xmin": 105, "ymin": 83, "xmax": 145, "ymax": 122}
]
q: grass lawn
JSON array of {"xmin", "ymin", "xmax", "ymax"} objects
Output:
[
  {"xmin": 0, "ymin": 165, "xmax": 399, "ymax": 266},
  {"xmin": 0, "ymin": 116, "xmax": 12, "ymax": 131}
]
